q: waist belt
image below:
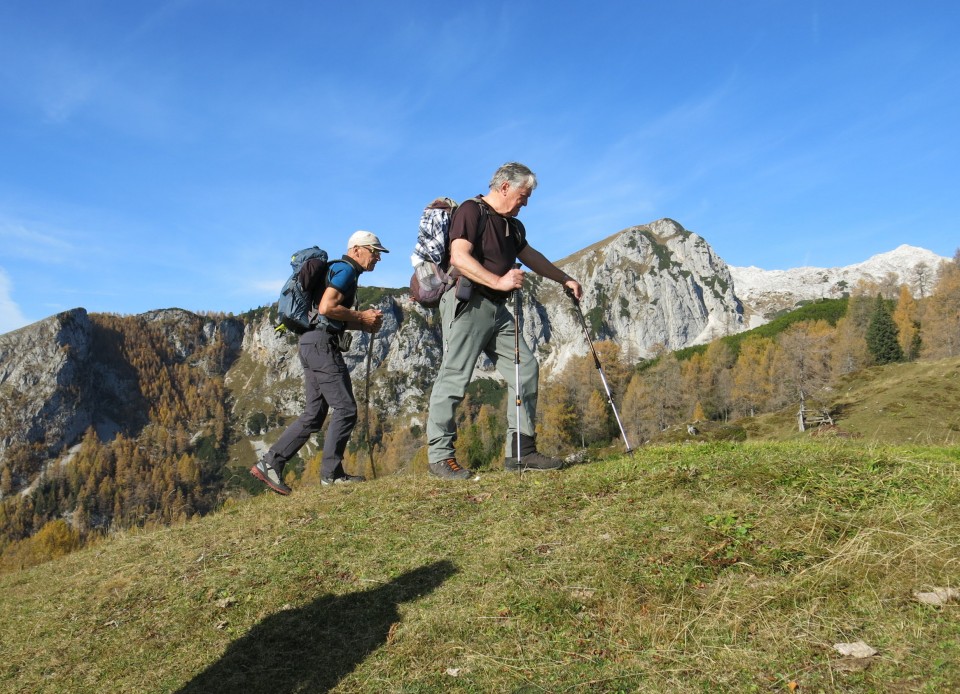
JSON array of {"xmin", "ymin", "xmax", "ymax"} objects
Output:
[{"xmin": 477, "ymin": 287, "xmax": 509, "ymax": 305}]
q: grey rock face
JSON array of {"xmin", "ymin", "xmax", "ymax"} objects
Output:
[
  {"xmin": 0, "ymin": 308, "xmax": 245, "ymax": 476},
  {"xmin": 0, "ymin": 309, "xmax": 95, "ymax": 464},
  {"xmin": 729, "ymin": 244, "xmax": 948, "ymax": 324},
  {"xmin": 521, "ymin": 219, "xmax": 744, "ymax": 374}
]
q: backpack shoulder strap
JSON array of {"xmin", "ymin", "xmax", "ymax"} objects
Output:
[
  {"xmin": 461, "ymin": 196, "xmax": 490, "ymax": 251},
  {"xmin": 474, "ymin": 196, "xmax": 490, "ymax": 240},
  {"xmin": 323, "ymin": 257, "xmax": 347, "ymax": 285},
  {"xmin": 476, "ymin": 195, "xmax": 524, "ymax": 252},
  {"xmin": 441, "ymin": 198, "xmax": 489, "ymax": 270}
]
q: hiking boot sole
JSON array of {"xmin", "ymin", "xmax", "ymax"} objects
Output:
[
  {"xmin": 504, "ymin": 457, "xmax": 564, "ymax": 472},
  {"xmin": 321, "ymin": 475, "xmax": 366, "ymax": 486},
  {"xmin": 250, "ymin": 464, "xmax": 291, "ymax": 495},
  {"xmin": 428, "ymin": 463, "xmax": 479, "ymax": 481}
]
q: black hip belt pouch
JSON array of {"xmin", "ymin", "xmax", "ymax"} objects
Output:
[{"xmin": 454, "ymin": 276, "xmax": 474, "ymax": 302}]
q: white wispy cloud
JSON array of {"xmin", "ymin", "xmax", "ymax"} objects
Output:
[
  {"xmin": 0, "ymin": 216, "xmax": 77, "ymax": 262},
  {"xmin": 0, "ymin": 267, "xmax": 27, "ymax": 334}
]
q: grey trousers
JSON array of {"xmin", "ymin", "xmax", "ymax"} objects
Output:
[
  {"xmin": 427, "ymin": 289, "xmax": 538, "ymax": 465},
  {"xmin": 263, "ymin": 329, "xmax": 357, "ymax": 479}
]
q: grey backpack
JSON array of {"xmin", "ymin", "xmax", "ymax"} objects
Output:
[
  {"xmin": 409, "ymin": 197, "xmax": 489, "ymax": 308},
  {"xmin": 276, "ymin": 246, "xmax": 328, "ymax": 334}
]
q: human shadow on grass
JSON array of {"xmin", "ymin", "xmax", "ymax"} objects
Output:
[{"xmin": 176, "ymin": 560, "xmax": 457, "ymax": 694}]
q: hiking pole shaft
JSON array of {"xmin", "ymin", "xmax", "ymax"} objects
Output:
[
  {"xmin": 565, "ymin": 288, "xmax": 633, "ymax": 454},
  {"xmin": 364, "ymin": 331, "xmax": 376, "ymax": 478},
  {"xmin": 513, "ymin": 263, "xmax": 523, "ymax": 465},
  {"xmin": 593, "ymin": 357, "xmax": 631, "ymax": 452}
]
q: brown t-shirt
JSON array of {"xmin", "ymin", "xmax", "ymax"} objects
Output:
[{"xmin": 449, "ymin": 197, "xmax": 528, "ymax": 303}]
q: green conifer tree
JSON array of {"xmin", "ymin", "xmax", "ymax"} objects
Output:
[{"xmin": 866, "ymin": 295, "xmax": 904, "ymax": 365}]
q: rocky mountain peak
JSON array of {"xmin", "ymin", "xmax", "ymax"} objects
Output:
[
  {"xmin": 729, "ymin": 244, "xmax": 948, "ymax": 324},
  {"xmin": 530, "ymin": 219, "xmax": 743, "ymax": 372}
]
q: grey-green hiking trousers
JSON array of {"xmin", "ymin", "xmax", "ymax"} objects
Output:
[{"xmin": 427, "ymin": 289, "xmax": 538, "ymax": 465}]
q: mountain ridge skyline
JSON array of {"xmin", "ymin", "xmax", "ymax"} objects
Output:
[{"xmin": 1, "ymin": 226, "xmax": 949, "ymax": 337}]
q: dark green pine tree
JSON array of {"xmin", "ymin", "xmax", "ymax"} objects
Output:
[{"xmin": 866, "ymin": 295, "xmax": 904, "ymax": 365}]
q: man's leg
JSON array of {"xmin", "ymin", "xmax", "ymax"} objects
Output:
[
  {"xmin": 263, "ymin": 365, "xmax": 329, "ymax": 471},
  {"xmin": 427, "ymin": 292, "xmax": 495, "ymax": 465},
  {"xmin": 487, "ymin": 303, "xmax": 561, "ymax": 470},
  {"xmin": 486, "ymin": 302, "xmax": 538, "ymax": 453},
  {"xmin": 308, "ymin": 337, "xmax": 358, "ymax": 480},
  {"xmin": 253, "ymin": 331, "xmax": 329, "ymax": 493}
]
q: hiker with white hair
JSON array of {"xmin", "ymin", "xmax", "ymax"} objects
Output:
[{"xmin": 426, "ymin": 162, "xmax": 583, "ymax": 480}]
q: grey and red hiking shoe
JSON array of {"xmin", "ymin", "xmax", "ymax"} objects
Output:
[
  {"xmin": 250, "ymin": 460, "xmax": 292, "ymax": 495},
  {"xmin": 504, "ymin": 450, "xmax": 564, "ymax": 472},
  {"xmin": 429, "ymin": 458, "xmax": 477, "ymax": 480}
]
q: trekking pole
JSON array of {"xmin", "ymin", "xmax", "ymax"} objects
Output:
[
  {"xmin": 364, "ymin": 331, "xmax": 376, "ymax": 478},
  {"xmin": 565, "ymin": 287, "xmax": 633, "ymax": 454},
  {"xmin": 513, "ymin": 263, "xmax": 523, "ymax": 466}
]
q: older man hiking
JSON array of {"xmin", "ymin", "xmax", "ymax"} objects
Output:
[
  {"xmin": 251, "ymin": 230, "xmax": 388, "ymax": 494},
  {"xmin": 427, "ymin": 162, "xmax": 583, "ymax": 480}
]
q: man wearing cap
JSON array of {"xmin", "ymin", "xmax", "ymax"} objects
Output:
[{"xmin": 250, "ymin": 231, "xmax": 388, "ymax": 494}]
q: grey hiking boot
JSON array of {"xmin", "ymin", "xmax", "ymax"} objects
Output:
[
  {"xmin": 250, "ymin": 460, "xmax": 292, "ymax": 495},
  {"xmin": 504, "ymin": 450, "xmax": 564, "ymax": 472},
  {"xmin": 321, "ymin": 473, "xmax": 366, "ymax": 486},
  {"xmin": 429, "ymin": 458, "xmax": 477, "ymax": 480},
  {"xmin": 504, "ymin": 432, "xmax": 564, "ymax": 472}
]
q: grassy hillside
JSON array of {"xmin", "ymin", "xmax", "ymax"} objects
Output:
[
  {"xmin": 2, "ymin": 440, "xmax": 957, "ymax": 692},
  {"xmin": 829, "ymin": 357, "xmax": 960, "ymax": 445},
  {"xmin": 742, "ymin": 356, "xmax": 960, "ymax": 445}
]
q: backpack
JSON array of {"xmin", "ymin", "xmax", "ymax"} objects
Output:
[
  {"xmin": 409, "ymin": 197, "xmax": 488, "ymax": 308},
  {"xmin": 275, "ymin": 246, "xmax": 328, "ymax": 334}
]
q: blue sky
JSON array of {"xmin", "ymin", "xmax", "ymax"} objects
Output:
[{"xmin": 1, "ymin": 1, "xmax": 958, "ymax": 333}]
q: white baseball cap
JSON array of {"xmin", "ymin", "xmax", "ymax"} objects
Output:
[{"xmin": 347, "ymin": 230, "xmax": 390, "ymax": 252}]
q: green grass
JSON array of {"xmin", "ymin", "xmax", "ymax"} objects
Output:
[
  {"xmin": 829, "ymin": 358, "xmax": 960, "ymax": 445},
  {"xmin": 742, "ymin": 357, "xmax": 960, "ymax": 447},
  {"xmin": 2, "ymin": 441, "xmax": 958, "ymax": 692}
]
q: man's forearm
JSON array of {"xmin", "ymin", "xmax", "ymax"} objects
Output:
[
  {"xmin": 519, "ymin": 247, "xmax": 572, "ymax": 284},
  {"xmin": 450, "ymin": 245, "xmax": 502, "ymax": 288},
  {"xmin": 322, "ymin": 304, "xmax": 363, "ymax": 325}
]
